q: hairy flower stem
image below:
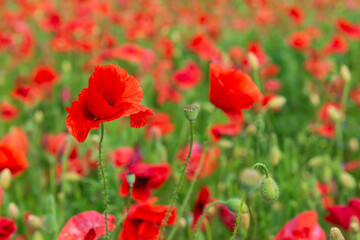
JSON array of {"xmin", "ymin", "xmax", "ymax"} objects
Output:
[
  {"xmin": 159, "ymin": 121, "xmax": 194, "ymax": 240},
  {"xmin": 231, "ymin": 194, "xmax": 246, "ymax": 240},
  {"xmin": 98, "ymin": 122, "xmax": 109, "ymax": 240},
  {"xmin": 252, "ymin": 163, "xmax": 270, "ymax": 178},
  {"xmin": 167, "ymin": 145, "xmax": 209, "ymax": 240},
  {"xmin": 111, "ymin": 186, "xmax": 133, "ymax": 239},
  {"xmin": 191, "ymin": 200, "xmax": 226, "ymax": 240}
]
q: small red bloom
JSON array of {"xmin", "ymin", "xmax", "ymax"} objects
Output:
[
  {"xmin": 209, "ymin": 63, "xmax": 262, "ymax": 141},
  {"xmin": 304, "ymin": 54, "xmax": 332, "ymax": 81},
  {"xmin": 177, "ymin": 142, "xmax": 220, "ymax": 180},
  {"xmin": 264, "ymin": 79, "xmax": 282, "ymax": 92},
  {"xmin": 188, "ymin": 33, "xmax": 221, "ymax": 61},
  {"xmin": 323, "ymin": 34, "xmax": 348, "ymax": 55},
  {"xmin": 351, "ymin": 84, "xmax": 360, "ymax": 106},
  {"xmin": 0, "ymin": 217, "xmax": 17, "ymax": 240},
  {"xmin": 145, "ymin": 113, "xmax": 174, "ymax": 139},
  {"xmin": 108, "ymin": 146, "xmax": 142, "ymax": 168},
  {"xmin": 1, "ymin": 127, "xmax": 29, "ymax": 155},
  {"xmin": 325, "ymin": 198, "xmax": 360, "ymax": 230},
  {"xmin": 337, "ymin": 18, "xmax": 360, "ymax": 39},
  {"xmin": 31, "ymin": 65, "xmax": 59, "ymax": 88},
  {"xmin": 192, "ymin": 186, "xmax": 213, "ymax": 229},
  {"xmin": 319, "ymin": 102, "xmax": 341, "ymax": 123},
  {"xmin": 314, "ymin": 124, "xmax": 336, "ymax": 139},
  {"xmin": 65, "ymin": 64, "xmax": 153, "ymax": 142},
  {"xmin": 260, "ymin": 64, "xmax": 280, "ymax": 79},
  {"xmin": 173, "ymin": 61, "xmax": 203, "ymax": 90},
  {"xmin": 58, "ymin": 211, "xmax": 116, "ymax": 240},
  {"xmin": 119, "ymin": 162, "xmax": 171, "ymax": 202},
  {"xmin": 275, "ymin": 211, "xmax": 326, "ymax": 240},
  {"xmin": 287, "ymin": 5, "xmax": 305, "ymax": 25},
  {"xmin": 344, "ymin": 160, "xmax": 360, "ymax": 172},
  {"xmin": 0, "ymin": 101, "xmax": 19, "ymax": 122},
  {"xmin": 118, "ymin": 203, "xmax": 176, "ymax": 240},
  {"xmin": 0, "ymin": 143, "xmax": 28, "ymax": 176}
]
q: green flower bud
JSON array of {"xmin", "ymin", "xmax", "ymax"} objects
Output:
[
  {"xmin": 330, "ymin": 227, "xmax": 345, "ymax": 240},
  {"xmin": 239, "ymin": 168, "xmax": 261, "ymax": 192},
  {"xmin": 259, "ymin": 177, "xmax": 279, "ymax": 204},
  {"xmin": 225, "ymin": 198, "xmax": 248, "ymax": 213},
  {"xmin": 339, "ymin": 171, "xmax": 356, "ymax": 190},
  {"xmin": 184, "ymin": 105, "xmax": 199, "ymax": 121},
  {"xmin": 126, "ymin": 172, "xmax": 136, "ymax": 188}
]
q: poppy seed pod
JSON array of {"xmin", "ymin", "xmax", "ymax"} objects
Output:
[
  {"xmin": 330, "ymin": 227, "xmax": 345, "ymax": 240},
  {"xmin": 184, "ymin": 104, "xmax": 199, "ymax": 121},
  {"xmin": 126, "ymin": 172, "xmax": 136, "ymax": 188},
  {"xmin": 259, "ymin": 177, "xmax": 279, "ymax": 204}
]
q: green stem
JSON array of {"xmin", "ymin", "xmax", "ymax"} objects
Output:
[
  {"xmin": 252, "ymin": 163, "xmax": 269, "ymax": 178},
  {"xmin": 159, "ymin": 121, "xmax": 194, "ymax": 240},
  {"xmin": 111, "ymin": 186, "xmax": 132, "ymax": 239},
  {"xmin": 167, "ymin": 144, "xmax": 209, "ymax": 240},
  {"xmin": 204, "ymin": 219, "xmax": 213, "ymax": 240},
  {"xmin": 191, "ymin": 200, "xmax": 226, "ymax": 240},
  {"xmin": 98, "ymin": 122, "xmax": 109, "ymax": 239},
  {"xmin": 231, "ymin": 194, "xmax": 246, "ymax": 240},
  {"xmin": 49, "ymin": 195, "xmax": 59, "ymax": 238}
]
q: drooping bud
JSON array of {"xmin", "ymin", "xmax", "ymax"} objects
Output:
[
  {"xmin": 309, "ymin": 93, "xmax": 320, "ymax": 106},
  {"xmin": 330, "ymin": 227, "xmax": 345, "ymax": 240},
  {"xmin": 184, "ymin": 104, "xmax": 199, "ymax": 122},
  {"xmin": 126, "ymin": 172, "xmax": 136, "ymax": 188},
  {"xmin": 270, "ymin": 145, "xmax": 282, "ymax": 166},
  {"xmin": 8, "ymin": 202, "xmax": 19, "ymax": 219},
  {"xmin": 239, "ymin": 168, "xmax": 261, "ymax": 192},
  {"xmin": 267, "ymin": 96, "xmax": 286, "ymax": 111},
  {"xmin": 0, "ymin": 169, "xmax": 12, "ymax": 190},
  {"xmin": 349, "ymin": 137, "xmax": 359, "ymax": 152},
  {"xmin": 248, "ymin": 52, "xmax": 259, "ymax": 71},
  {"xmin": 28, "ymin": 215, "xmax": 44, "ymax": 230},
  {"xmin": 339, "ymin": 171, "xmax": 356, "ymax": 189},
  {"xmin": 340, "ymin": 65, "xmax": 351, "ymax": 83},
  {"xmin": 34, "ymin": 110, "xmax": 44, "ymax": 124},
  {"xmin": 225, "ymin": 198, "xmax": 248, "ymax": 213},
  {"xmin": 259, "ymin": 177, "xmax": 279, "ymax": 204}
]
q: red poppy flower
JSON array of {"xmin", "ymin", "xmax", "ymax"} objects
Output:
[
  {"xmin": 287, "ymin": 5, "xmax": 305, "ymax": 25},
  {"xmin": 112, "ymin": 43, "xmax": 155, "ymax": 67},
  {"xmin": 323, "ymin": 34, "xmax": 348, "ymax": 55},
  {"xmin": 275, "ymin": 211, "xmax": 326, "ymax": 240},
  {"xmin": 344, "ymin": 160, "xmax": 360, "ymax": 172},
  {"xmin": 325, "ymin": 198, "xmax": 360, "ymax": 230},
  {"xmin": 42, "ymin": 133, "xmax": 67, "ymax": 157},
  {"xmin": 119, "ymin": 162, "xmax": 171, "ymax": 202},
  {"xmin": 1, "ymin": 127, "xmax": 29, "ymax": 154},
  {"xmin": 316, "ymin": 181, "xmax": 336, "ymax": 208},
  {"xmin": 209, "ymin": 63, "xmax": 262, "ymax": 141},
  {"xmin": 188, "ymin": 33, "xmax": 221, "ymax": 62},
  {"xmin": 145, "ymin": 113, "xmax": 174, "ymax": 139},
  {"xmin": 264, "ymin": 79, "xmax": 282, "ymax": 92},
  {"xmin": 108, "ymin": 146, "xmax": 142, "ymax": 168},
  {"xmin": 319, "ymin": 102, "xmax": 341, "ymax": 123},
  {"xmin": 246, "ymin": 42, "xmax": 268, "ymax": 66},
  {"xmin": 118, "ymin": 203, "xmax": 176, "ymax": 240},
  {"xmin": 65, "ymin": 64, "xmax": 153, "ymax": 142},
  {"xmin": 255, "ymin": 7, "xmax": 276, "ymax": 26},
  {"xmin": 351, "ymin": 84, "xmax": 360, "ymax": 106},
  {"xmin": 11, "ymin": 84, "xmax": 36, "ymax": 106},
  {"xmin": 219, "ymin": 205, "xmax": 237, "ymax": 231},
  {"xmin": 154, "ymin": 38, "xmax": 174, "ymax": 58},
  {"xmin": 31, "ymin": 65, "xmax": 59, "ymax": 88},
  {"xmin": 58, "ymin": 211, "xmax": 116, "ymax": 240},
  {"xmin": 0, "ymin": 101, "xmax": 19, "ymax": 122},
  {"xmin": 192, "ymin": 186, "xmax": 213, "ymax": 229},
  {"xmin": 0, "ymin": 217, "xmax": 16, "ymax": 240},
  {"xmin": 288, "ymin": 31, "xmax": 312, "ymax": 51},
  {"xmin": 261, "ymin": 64, "xmax": 280, "ymax": 79},
  {"xmin": 337, "ymin": 18, "xmax": 360, "ymax": 39},
  {"xmin": 304, "ymin": 54, "xmax": 332, "ymax": 81},
  {"xmin": 173, "ymin": 61, "xmax": 203, "ymax": 90},
  {"xmin": 0, "ymin": 143, "xmax": 28, "ymax": 176},
  {"xmin": 177, "ymin": 142, "xmax": 220, "ymax": 180}
]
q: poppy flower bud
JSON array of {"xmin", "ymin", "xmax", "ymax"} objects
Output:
[
  {"xmin": 28, "ymin": 215, "xmax": 44, "ymax": 230},
  {"xmin": 349, "ymin": 137, "xmax": 359, "ymax": 152},
  {"xmin": 34, "ymin": 110, "xmax": 44, "ymax": 123},
  {"xmin": 184, "ymin": 104, "xmax": 199, "ymax": 122},
  {"xmin": 270, "ymin": 145, "xmax": 282, "ymax": 166},
  {"xmin": 241, "ymin": 212, "xmax": 250, "ymax": 229},
  {"xmin": 8, "ymin": 203, "xmax": 19, "ymax": 219},
  {"xmin": 339, "ymin": 171, "xmax": 356, "ymax": 189},
  {"xmin": 267, "ymin": 96, "xmax": 286, "ymax": 111},
  {"xmin": 179, "ymin": 217, "xmax": 187, "ymax": 229},
  {"xmin": 126, "ymin": 172, "xmax": 136, "ymax": 188},
  {"xmin": 308, "ymin": 155, "xmax": 327, "ymax": 167},
  {"xmin": 65, "ymin": 173, "xmax": 81, "ymax": 182},
  {"xmin": 320, "ymin": 166, "xmax": 333, "ymax": 182},
  {"xmin": 61, "ymin": 61, "xmax": 72, "ymax": 73},
  {"xmin": 259, "ymin": 177, "xmax": 279, "ymax": 204},
  {"xmin": 225, "ymin": 198, "xmax": 248, "ymax": 213},
  {"xmin": 0, "ymin": 169, "xmax": 12, "ymax": 190},
  {"xmin": 218, "ymin": 139, "xmax": 233, "ymax": 149},
  {"xmin": 218, "ymin": 182, "xmax": 226, "ymax": 192},
  {"xmin": 245, "ymin": 124, "xmax": 257, "ymax": 135},
  {"xmin": 248, "ymin": 52, "xmax": 259, "ymax": 71},
  {"xmin": 340, "ymin": 65, "xmax": 351, "ymax": 83},
  {"xmin": 239, "ymin": 168, "xmax": 261, "ymax": 192},
  {"xmin": 309, "ymin": 93, "xmax": 320, "ymax": 106},
  {"xmin": 33, "ymin": 231, "xmax": 44, "ymax": 240},
  {"xmin": 330, "ymin": 227, "xmax": 345, "ymax": 240},
  {"xmin": 350, "ymin": 216, "xmax": 360, "ymax": 234},
  {"xmin": 328, "ymin": 106, "xmax": 343, "ymax": 122}
]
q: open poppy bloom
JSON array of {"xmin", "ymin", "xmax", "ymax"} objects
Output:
[
  {"xmin": 192, "ymin": 186, "xmax": 213, "ymax": 229},
  {"xmin": 145, "ymin": 113, "xmax": 174, "ymax": 139},
  {"xmin": 58, "ymin": 210, "xmax": 116, "ymax": 240},
  {"xmin": 288, "ymin": 31, "xmax": 312, "ymax": 51},
  {"xmin": 188, "ymin": 33, "xmax": 221, "ymax": 62},
  {"xmin": 108, "ymin": 146, "xmax": 143, "ymax": 168},
  {"xmin": 0, "ymin": 217, "xmax": 16, "ymax": 240},
  {"xmin": 118, "ymin": 202, "xmax": 176, "ymax": 240},
  {"xmin": 119, "ymin": 162, "xmax": 171, "ymax": 202},
  {"xmin": 325, "ymin": 198, "xmax": 360, "ymax": 230},
  {"xmin": 0, "ymin": 101, "xmax": 19, "ymax": 122},
  {"xmin": 275, "ymin": 211, "xmax": 326, "ymax": 240},
  {"xmin": 337, "ymin": 18, "xmax": 360, "ymax": 39},
  {"xmin": 323, "ymin": 34, "xmax": 348, "ymax": 55},
  {"xmin": 65, "ymin": 64, "xmax": 153, "ymax": 142},
  {"xmin": 173, "ymin": 61, "xmax": 203, "ymax": 90},
  {"xmin": 176, "ymin": 142, "xmax": 220, "ymax": 180},
  {"xmin": 209, "ymin": 63, "xmax": 262, "ymax": 141},
  {"xmin": 0, "ymin": 144, "xmax": 28, "ymax": 176}
]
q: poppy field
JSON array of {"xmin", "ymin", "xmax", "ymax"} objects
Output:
[{"xmin": 1, "ymin": 0, "xmax": 360, "ymax": 239}]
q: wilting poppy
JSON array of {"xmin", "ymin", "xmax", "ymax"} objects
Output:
[
  {"xmin": 0, "ymin": 217, "xmax": 16, "ymax": 240},
  {"xmin": 58, "ymin": 210, "xmax": 116, "ymax": 240},
  {"xmin": 118, "ymin": 202, "xmax": 176, "ymax": 240},
  {"xmin": 209, "ymin": 63, "xmax": 262, "ymax": 141},
  {"xmin": 325, "ymin": 198, "xmax": 360, "ymax": 230},
  {"xmin": 145, "ymin": 113, "xmax": 174, "ymax": 139},
  {"xmin": 192, "ymin": 186, "xmax": 213, "ymax": 229},
  {"xmin": 119, "ymin": 162, "xmax": 171, "ymax": 202},
  {"xmin": 65, "ymin": 64, "xmax": 153, "ymax": 142},
  {"xmin": 177, "ymin": 142, "xmax": 220, "ymax": 180},
  {"xmin": 275, "ymin": 211, "xmax": 326, "ymax": 240}
]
